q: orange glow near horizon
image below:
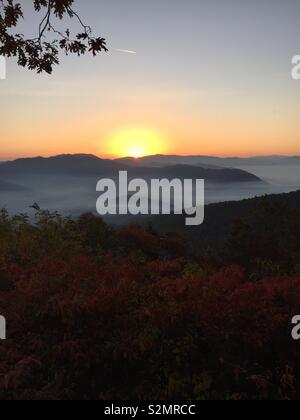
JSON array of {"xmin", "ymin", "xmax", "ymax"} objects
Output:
[
  {"xmin": 105, "ymin": 126, "xmax": 168, "ymax": 158},
  {"xmin": 1, "ymin": 113, "xmax": 300, "ymax": 161},
  {"xmin": 1, "ymin": 85, "xmax": 300, "ymax": 160},
  {"xmin": 1, "ymin": 2, "xmax": 300, "ymax": 162}
]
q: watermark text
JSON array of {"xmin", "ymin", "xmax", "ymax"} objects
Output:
[
  {"xmin": 0, "ymin": 316, "xmax": 6, "ymax": 340},
  {"xmin": 96, "ymin": 171, "xmax": 205, "ymax": 226},
  {"xmin": 0, "ymin": 57, "xmax": 6, "ymax": 80},
  {"xmin": 292, "ymin": 55, "xmax": 300, "ymax": 80},
  {"xmin": 292, "ymin": 315, "xmax": 300, "ymax": 340}
]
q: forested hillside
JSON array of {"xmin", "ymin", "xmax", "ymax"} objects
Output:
[
  {"xmin": 0, "ymin": 191, "xmax": 300, "ymax": 399},
  {"xmin": 150, "ymin": 190, "xmax": 300, "ymax": 256}
]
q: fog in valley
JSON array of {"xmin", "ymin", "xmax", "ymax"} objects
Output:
[
  {"xmin": 0, "ymin": 162, "xmax": 299, "ymax": 223},
  {"xmin": 206, "ymin": 165, "xmax": 300, "ymax": 204}
]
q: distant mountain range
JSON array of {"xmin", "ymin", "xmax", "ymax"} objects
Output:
[
  {"xmin": 0, "ymin": 154, "xmax": 262, "ymax": 185},
  {"xmin": 116, "ymin": 154, "xmax": 300, "ymax": 168},
  {"xmin": 0, "ymin": 154, "xmax": 121, "ymax": 176}
]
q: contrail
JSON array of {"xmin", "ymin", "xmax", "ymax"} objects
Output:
[{"xmin": 113, "ymin": 48, "xmax": 137, "ymax": 55}]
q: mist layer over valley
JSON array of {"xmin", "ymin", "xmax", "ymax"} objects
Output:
[{"xmin": 0, "ymin": 154, "xmax": 299, "ymax": 221}]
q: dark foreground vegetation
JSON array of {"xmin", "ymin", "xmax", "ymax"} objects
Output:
[{"xmin": 1, "ymin": 192, "xmax": 300, "ymax": 400}]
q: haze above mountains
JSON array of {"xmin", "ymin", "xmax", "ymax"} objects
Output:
[{"xmin": 0, "ymin": 154, "xmax": 299, "ymax": 219}]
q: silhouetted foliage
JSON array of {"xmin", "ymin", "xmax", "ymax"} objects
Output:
[
  {"xmin": 0, "ymin": 0, "xmax": 107, "ymax": 73},
  {"xmin": 226, "ymin": 200, "xmax": 300, "ymax": 277}
]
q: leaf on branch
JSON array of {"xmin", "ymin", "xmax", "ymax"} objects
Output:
[{"xmin": 0, "ymin": 0, "xmax": 108, "ymax": 73}]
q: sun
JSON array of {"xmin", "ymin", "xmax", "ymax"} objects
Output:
[
  {"xmin": 130, "ymin": 150, "xmax": 144, "ymax": 159},
  {"xmin": 107, "ymin": 127, "xmax": 166, "ymax": 158}
]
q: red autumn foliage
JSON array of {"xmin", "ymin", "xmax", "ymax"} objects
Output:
[{"xmin": 0, "ymin": 208, "xmax": 300, "ymax": 400}]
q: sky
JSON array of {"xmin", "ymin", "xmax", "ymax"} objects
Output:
[{"xmin": 0, "ymin": 0, "xmax": 300, "ymax": 159}]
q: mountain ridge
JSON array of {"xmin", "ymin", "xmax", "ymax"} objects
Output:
[
  {"xmin": 116, "ymin": 154, "xmax": 300, "ymax": 168},
  {"xmin": 0, "ymin": 154, "xmax": 263, "ymax": 183}
]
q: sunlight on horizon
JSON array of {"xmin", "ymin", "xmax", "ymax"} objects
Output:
[{"xmin": 105, "ymin": 126, "xmax": 167, "ymax": 158}]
